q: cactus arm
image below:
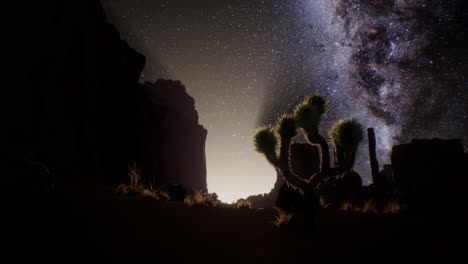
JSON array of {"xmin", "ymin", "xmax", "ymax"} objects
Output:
[{"xmin": 279, "ymin": 167, "xmax": 312, "ymax": 194}]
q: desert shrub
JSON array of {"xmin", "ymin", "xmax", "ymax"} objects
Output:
[
  {"xmin": 235, "ymin": 198, "xmax": 252, "ymax": 209},
  {"xmin": 128, "ymin": 162, "xmax": 142, "ymax": 190},
  {"xmin": 116, "ymin": 162, "xmax": 145, "ymax": 196},
  {"xmin": 116, "ymin": 162, "xmax": 174, "ymax": 202},
  {"xmin": 273, "ymin": 206, "xmax": 294, "ymax": 227},
  {"xmin": 340, "ymin": 202, "xmax": 354, "ymax": 211},
  {"xmin": 140, "ymin": 189, "xmax": 158, "ymax": 200},
  {"xmin": 184, "ymin": 196, "xmax": 194, "ymax": 206},
  {"xmin": 362, "ymin": 198, "xmax": 378, "ymax": 213},
  {"xmin": 192, "ymin": 190, "xmax": 204, "ymax": 205},
  {"xmin": 319, "ymin": 196, "xmax": 330, "ymax": 209},
  {"xmin": 384, "ymin": 199, "xmax": 401, "ymax": 214},
  {"xmin": 116, "ymin": 183, "xmax": 130, "ymax": 195},
  {"xmin": 155, "ymin": 189, "xmax": 171, "ymax": 201},
  {"xmin": 184, "ymin": 190, "xmax": 221, "ymax": 207},
  {"xmin": 203, "ymin": 193, "xmax": 221, "ymax": 206}
]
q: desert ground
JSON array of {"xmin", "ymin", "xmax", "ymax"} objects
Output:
[{"xmin": 3, "ymin": 188, "xmax": 465, "ymax": 263}]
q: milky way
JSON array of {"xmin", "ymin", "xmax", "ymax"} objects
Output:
[{"xmin": 102, "ymin": 0, "xmax": 466, "ymax": 202}]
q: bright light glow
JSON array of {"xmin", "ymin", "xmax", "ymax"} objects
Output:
[{"xmin": 206, "ymin": 132, "xmax": 276, "ymax": 203}]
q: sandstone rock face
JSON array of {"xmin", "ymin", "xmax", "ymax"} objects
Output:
[
  {"xmin": 391, "ymin": 138, "xmax": 466, "ymax": 206},
  {"xmin": 138, "ymin": 79, "xmax": 208, "ymax": 192}
]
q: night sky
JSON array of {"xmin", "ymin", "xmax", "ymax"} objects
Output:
[{"xmin": 102, "ymin": 0, "xmax": 466, "ymax": 202}]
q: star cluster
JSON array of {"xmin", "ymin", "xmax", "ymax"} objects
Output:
[{"xmin": 102, "ymin": 0, "xmax": 466, "ymax": 202}]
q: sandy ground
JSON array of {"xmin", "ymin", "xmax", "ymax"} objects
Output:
[{"xmin": 2, "ymin": 187, "xmax": 465, "ymax": 263}]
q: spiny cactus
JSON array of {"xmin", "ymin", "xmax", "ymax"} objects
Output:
[
  {"xmin": 293, "ymin": 94, "xmax": 327, "ymax": 135},
  {"xmin": 275, "ymin": 114, "xmax": 297, "ymax": 140},
  {"xmin": 253, "ymin": 94, "xmax": 365, "ymax": 194},
  {"xmin": 329, "ymin": 119, "xmax": 364, "ymax": 170},
  {"xmin": 253, "ymin": 126, "xmax": 279, "ymax": 164}
]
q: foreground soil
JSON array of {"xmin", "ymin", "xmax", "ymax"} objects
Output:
[{"xmin": 2, "ymin": 187, "xmax": 466, "ymax": 262}]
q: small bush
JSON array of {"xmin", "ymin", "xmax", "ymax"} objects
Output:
[
  {"xmin": 235, "ymin": 198, "xmax": 252, "ymax": 209},
  {"xmin": 272, "ymin": 207, "xmax": 294, "ymax": 227}
]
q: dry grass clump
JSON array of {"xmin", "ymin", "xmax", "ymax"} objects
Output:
[
  {"xmin": 184, "ymin": 190, "xmax": 221, "ymax": 207},
  {"xmin": 140, "ymin": 189, "xmax": 158, "ymax": 200},
  {"xmin": 116, "ymin": 162, "xmax": 145, "ymax": 196},
  {"xmin": 320, "ymin": 196, "xmax": 330, "ymax": 209},
  {"xmin": 362, "ymin": 198, "xmax": 378, "ymax": 213},
  {"xmin": 116, "ymin": 162, "xmax": 172, "ymax": 201},
  {"xmin": 272, "ymin": 207, "xmax": 294, "ymax": 227},
  {"xmin": 384, "ymin": 199, "xmax": 401, "ymax": 214},
  {"xmin": 340, "ymin": 202, "xmax": 354, "ymax": 211},
  {"xmin": 338, "ymin": 198, "xmax": 401, "ymax": 214},
  {"xmin": 156, "ymin": 189, "xmax": 171, "ymax": 201},
  {"xmin": 184, "ymin": 196, "xmax": 194, "ymax": 206},
  {"xmin": 139, "ymin": 188, "xmax": 171, "ymax": 201},
  {"xmin": 235, "ymin": 198, "xmax": 252, "ymax": 209}
]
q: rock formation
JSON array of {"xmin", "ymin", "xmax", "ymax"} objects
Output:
[
  {"xmin": 391, "ymin": 138, "xmax": 466, "ymax": 207},
  {"xmin": 1, "ymin": 0, "xmax": 145, "ymax": 188},
  {"xmin": 138, "ymin": 79, "xmax": 208, "ymax": 192}
]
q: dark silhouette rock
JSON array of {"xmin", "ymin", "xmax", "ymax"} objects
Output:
[
  {"xmin": 337, "ymin": 171, "xmax": 363, "ymax": 203},
  {"xmin": 138, "ymin": 79, "xmax": 208, "ymax": 192},
  {"xmin": 391, "ymin": 138, "xmax": 466, "ymax": 207},
  {"xmin": 380, "ymin": 164, "xmax": 394, "ymax": 184},
  {"xmin": 317, "ymin": 171, "xmax": 364, "ymax": 207},
  {"xmin": 0, "ymin": 1, "xmax": 145, "ymax": 188},
  {"xmin": 367, "ymin": 128, "xmax": 381, "ymax": 185},
  {"xmin": 1, "ymin": 154, "xmax": 55, "ymax": 193},
  {"xmin": 246, "ymin": 193, "xmax": 271, "ymax": 208}
]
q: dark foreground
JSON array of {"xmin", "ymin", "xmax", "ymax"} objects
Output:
[{"xmin": 2, "ymin": 188, "xmax": 466, "ymax": 262}]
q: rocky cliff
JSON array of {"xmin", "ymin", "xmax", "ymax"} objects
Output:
[
  {"xmin": 138, "ymin": 79, "xmax": 208, "ymax": 192},
  {"xmin": 391, "ymin": 138, "xmax": 466, "ymax": 207},
  {"xmin": 1, "ymin": 0, "xmax": 145, "ymax": 188}
]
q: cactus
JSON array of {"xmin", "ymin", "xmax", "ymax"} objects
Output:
[
  {"xmin": 253, "ymin": 94, "xmax": 365, "ymax": 194},
  {"xmin": 329, "ymin": 119, "xmax": 365, "ymax": 171}
]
